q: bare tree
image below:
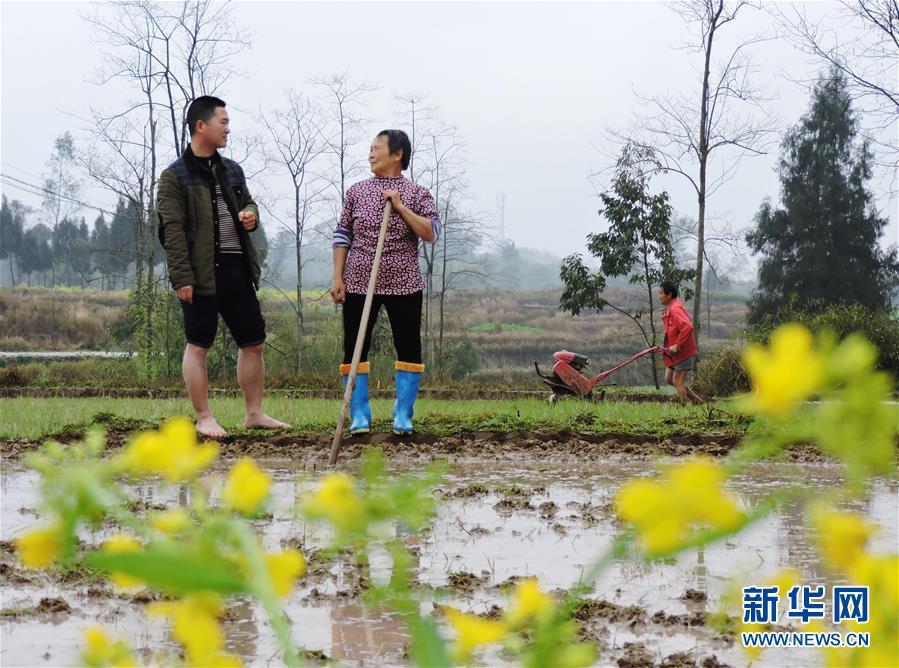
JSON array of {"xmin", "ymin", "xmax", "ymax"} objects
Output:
[
  {"xmin": 669, "ymin": 212, "xmax": 747, "ymax": 329},
  {"xmin": 774, "ymin": 0, "xmax": 899, "ymax": 189},
  {"xmin": 416, "ymin": 121, "xmax": 465, "ymax": 358},
  {"xmin": 434, "ymin": 199, "xmax": 489, "ymax": 374},
  {"xmin": 41, "ymin": 132, "xmax": 82, "ymax": 285},
  {"xmin": 606, "ymin": 0, "xmax": 778, "ymax": 342},
  {"xmin": 395, "ymin": 93, "xmax": 436, "ymax": 183},
  {"xmin": 80, "ymin": 0, "xmax": 247, "ymax": 375},
  {"xmin": 311, "ymin": 73, "xmax": 376, "ymax": 205},
  {"xmin": 260, "ymin": 91, "xmax": 329, "ymax": 372}
]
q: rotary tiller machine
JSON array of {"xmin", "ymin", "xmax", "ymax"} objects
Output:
[{"xmin": 534, "ymin": 346, "xmax": 666, "ymax": 401}]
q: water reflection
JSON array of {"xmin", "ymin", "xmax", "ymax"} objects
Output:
[{"xmin": 1, "ymin": 459, "xmax": 895, "ymax": 667}]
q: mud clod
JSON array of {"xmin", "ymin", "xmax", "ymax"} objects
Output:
[
  {"xmin": 446, "ymin": 571, "xmax": 487, "ymax": 593},
  {"xmin": 447, "ymin": 483, "xmax": 490, "ymax": 498},
  {"xmin": 36, "ymin": 597, "xmax": 71, "ymax": 614},
  {"xmin": 651, "ymin": 610, "xmax": 708, "ymax": 627},
  {"xmin": 680, "ymin": 588, "xmax": 708, "ymax": 603},
  {"xmin": 575, "ymin": 599, "xmax": 646, "ymax": 625},
  {"xmin": 661, "ymin": 651, "xmax": 697, "ymax": 668},
  {"xmin": 538, "ymin": 501, "xmax": 558, "ymax": 518},
  {"xmin": 617, "ymin": 642, "xmax": 655, "ymax": 668},
  {"xmin": 493, "ymin": 497, "xmax": 534, "ymax": 514}
]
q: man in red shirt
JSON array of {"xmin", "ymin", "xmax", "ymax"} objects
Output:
[{"xmin": 659, "ymin": 282, "xmax": 704, "ymax": 405}]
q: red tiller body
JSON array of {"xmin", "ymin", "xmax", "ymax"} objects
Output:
[{"xmin": 536, "ymin": 347, "xmax": 667, "ymax": 398}]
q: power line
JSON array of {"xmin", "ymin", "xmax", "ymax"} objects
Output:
[
  {"xmin": 0, "ymin": 172, "xmax": 116, "ymax": 216},
  {"xmin": 0, "ymin": 160, "xmax": 46, "ymax": 182}
]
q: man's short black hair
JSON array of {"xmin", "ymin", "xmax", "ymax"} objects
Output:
[
  {"xmin": 660, "ymin": 281, "xmax": 679, "ymax": 298},
  {"xmin": 186, "ymin": 96, "xmax": 226, "ymax": 136},
  {"xmin": 377, "ymin": 129, "xmax": 412, "ymax": 170}
]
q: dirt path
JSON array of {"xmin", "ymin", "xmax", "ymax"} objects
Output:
[
  {"xmin": 0, "ymin": 427, "xmax": 833, "ymax": 464},
  {"xmin": 0, "ymin": 387, "xmax": 681, "ymax": 402}
]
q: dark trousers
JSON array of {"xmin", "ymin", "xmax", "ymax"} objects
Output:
[{"xmin": 342, "ymin": 291, "xmax": 423, "ymax": 364}]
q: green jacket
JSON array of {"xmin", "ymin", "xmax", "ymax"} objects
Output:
[{"xmin": 157, "ymin": 146, "xmax": 261, "ymax": 296}]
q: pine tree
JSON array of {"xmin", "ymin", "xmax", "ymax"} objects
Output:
[
  {"xmin": 0, "ymin": 196, "xmax": 25, "ymax": 286},
  {"xmin": 108, "ymin": 198, "xmax": 137, "ymax": 289},
  {"xmin": 91, "ymin": 213, "xmax": 110, "ymax": 289},
  {"xmin": 747, "ymin": 68, "xmax": 899, "ymax": 324}
]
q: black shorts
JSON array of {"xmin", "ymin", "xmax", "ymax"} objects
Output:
[{"xmin": 181, "ymin": 254, "xmax": 266, "ymax": 349}]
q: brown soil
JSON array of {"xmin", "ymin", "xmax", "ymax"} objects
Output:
[
  {"xmin": 616, "ymin": 642, "xmax": 655, "ymax": 668},
  {"xmin": 660, "ymin": 651, "xmax": 697, "ymax": 668},
  {"xmin": 660, "ymin": 651, "xmax": 732, "ymax": 668},
  {"xmin": 680, "ymin": 588, "xmax": 708, "ymax": 603},
  {"xmin": 493, "ymin": 497, "xmax": 535, "ymax": 514},
  {"xmin": 442, "ymin": 483, "xmax": 491, "ymax": 498},
  {"xmin": 1, "ymin": 596, "xmax": 73, "ymax": 619},
  {"xmin": 538, "ymin": 501, "xmax": 559, "ymax": 518},
  {"xmin": 651, "ymin": 610, "xmax": 709, "ymax": 627},
  {"xmin": 574, "ymin": 598, "xmax": 647, "ymax": 626},
  {"xmin": 35, "ymin": 596, "xmax": 72, "ymax": 614},
  {"xmin": 0, "ymin": 386, "xmax": 681, "ymax": 402},
  {"xmin": 446, "ymin": 571, "xmax": 489, "ymax": 593},
  {"xmin": 2, "ymin": 429, "xmax": 749, "ymax": 464}
]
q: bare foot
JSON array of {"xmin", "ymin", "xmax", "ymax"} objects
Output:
[
  {"xmin": 245, "ymin": 413, "xmax": 291, "ymax": 430},
  {"xmin": 196, "ymin": 416, "xmax": 227, "ymax": 439}
]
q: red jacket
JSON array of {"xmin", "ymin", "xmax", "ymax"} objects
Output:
[{"xmin": 662, "ymin": 298, "xmax": 698, "ymax": 368}]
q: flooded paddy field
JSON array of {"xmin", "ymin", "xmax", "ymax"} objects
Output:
[{"xmin": 2, "ymin": 451, "xmax": 895, "ymax": 667}]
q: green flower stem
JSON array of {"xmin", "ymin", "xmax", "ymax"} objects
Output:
[
  {"xmin": 525, "ymin": 535, "xmax": 630, "ymax": 668},
  {"xmin": 82, "ymin": 475, "xmax": 151, "ymax": 539},
  {"xmin": 230, "ymin": 520, "xmax": 301, "ymax": 668}
]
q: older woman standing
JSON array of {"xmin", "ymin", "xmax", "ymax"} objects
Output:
[{"xmin": 331, "ymin": 129, "xmax": 440, "ymax": 435}]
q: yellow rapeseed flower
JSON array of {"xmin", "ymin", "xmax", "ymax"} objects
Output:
[
  {"xmin": 669, "ymin": 457, "xmax": 744, "ymax": 530},
  {"xmin": 768, "ymin": 568, "xmax": 799, "ymax": 599},
  {"xmin": 206, "ymin": 654, "xmax": 244, "ymax": 668},
  {"xmin": 614, "ymin": 457, "xmax": 745, "ymax": 556},
  {"xmin": 811, "ymin": 505, "xmax": 875, "ymax": 572},
  {"xmin": 81, "ymin": 626, "xmax": 136, "ymax": 668},
  {"xmin": 825, "ymin": 555, "xmax": 899, "ymax": 668},
  {"xmin": 554, "ymin": 640, "xmax": 598, "ymax": 668},
  {"xmin": 15, "ymin": 526, "xmax": 60, "ymax": 569},
  {"xmin": 444, "ymin": 607, "xmax": 508, "ymax": 662},
  {"xmin": 304, "ymin": 473, "xmax": 365, "ymax": 531},
  {"xmin": 264, "ymin": 549, "xmax": 306, "ymax": 597},
  {"xmin": 850, "ymin": 554, "xmax": 898, "ymax": 606},
  {"xmin": 149, "ymin": 595, "xmax": 242, "ymax": 667},
  {"xmin": 149, "ymin": 508, "xmax": 190, "ymax": 534},
  {"xmin": 120, "ymin": 417, "xmax": 218, "ymax": 482},
  {"xmin": 102, "ymin": 534, "xmax": 143, "ymax": 588},
  {"xmin": 506, "ymin": 578, "xmax": 554, "ymax": 626},
  {"xmin": 742, "ymin": 324, "xmax": 824, "ymax": 417},
  {"xmin": 641, "ymin": 515, "xmax": 688, "ymax": 555},
  {"xmin": 614, "ymin": 478, "xmax": 668, "ymax": 526},
  {"xmin": 221, "ymin": 458, "xmax": 271, "ymax": 515}
]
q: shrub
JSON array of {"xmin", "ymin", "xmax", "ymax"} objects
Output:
[
  {"xmin": 693, "ymin": 346, "xmax": 750, "ymax": 397},
  {"xmin": 750, "ymin": 299, "xmax": 899, "ymax": 382},
  {"xmin": 444, "ymin": 337, "xmax": 481, "ymax": 380},
  {"xmin": 0, "ymin": 336, "xmax": 32, "ymax": 351},
  {"xmin": 0, "ymin": 363, "xmax": 43, "ymax": 387}
]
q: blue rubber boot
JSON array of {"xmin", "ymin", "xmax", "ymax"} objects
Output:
[
  {"xmin": 341, "ymin": 362, "xmax": 371, "ymax": 435},
  {"xmin": 392, "ymin": 362, "xmax": 424, "ymax": 435}
]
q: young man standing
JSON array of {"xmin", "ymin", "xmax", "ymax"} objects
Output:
[
  {"xmin": 158, "ymin": 96, "xmax": 288, "ymax": 437},
  {"xmin": 658, "ymin": 281, "xmax": 704, "ymax": 405}
]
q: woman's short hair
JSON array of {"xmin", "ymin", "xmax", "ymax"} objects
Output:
[
  {"xmin": 377, "ymin": 129, "xmax": 412, "ymax": 170},
  {"xmin": 660, "ymin": 281, "xmax": 679, "ymax": 298}
]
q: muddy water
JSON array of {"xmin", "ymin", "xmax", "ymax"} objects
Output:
[{"xmin": 1, "ymin": 459, "xmax": 896, "ymax": 667}]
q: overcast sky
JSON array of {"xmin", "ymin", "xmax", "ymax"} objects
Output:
[{"xmin": 2, "ymin": 1, "xmax": 896, "ymax": 275}]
